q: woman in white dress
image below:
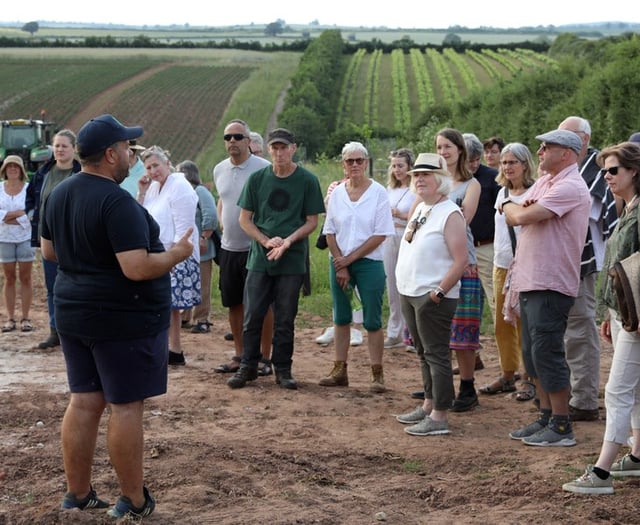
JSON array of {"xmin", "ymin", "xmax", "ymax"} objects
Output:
[{"xmin": 138, "ymin": 146, "xmax": 200, "ymax": 366}]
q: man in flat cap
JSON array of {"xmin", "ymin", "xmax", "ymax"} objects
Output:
[
  {"xmin": 41, "ymin": 114, "xmax": 193, "ymax": 519},
  {"xmin": 501, "ymin": 129, "xmax": 590, "ymax": 447},
  {"xmin": 227, "ymin": 128, "xmax": 325, "ymax": 390}
]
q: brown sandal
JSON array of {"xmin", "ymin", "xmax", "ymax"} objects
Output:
[
  {"xmin": 479, "ymin": 377, "xmax": 517, "ymax": 395},
  {"xmin": 2, "ymin": 319, "xmax": 16, "ymax": 333}
]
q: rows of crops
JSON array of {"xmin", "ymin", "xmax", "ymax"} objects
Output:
[{"xmin": 338, "ymin": 48, "xmax": 554, "ymax": 134}]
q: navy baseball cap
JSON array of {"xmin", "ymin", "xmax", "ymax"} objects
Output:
[{"xmin": 77, "ymin": 114, "xmax": 143, "ymax": 157}]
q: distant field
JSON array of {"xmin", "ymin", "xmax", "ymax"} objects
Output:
[
  {"xmin": 0, "ymin": 25, "xmax": 556, "ymax": 45},
  {"xmin": 0, "ymin": 48, "xmax": 300, "ymax": 173}
]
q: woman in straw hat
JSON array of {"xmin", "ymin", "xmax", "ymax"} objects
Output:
[
  {"xmin": 394, "ymin": 153, "xmax": 468, "ymax": 436},
  {"xmin": 563, "ymin": 141, "xmax": 640, "ymax": 495},
  {"xmin": 0, "ymin": 156, "xmax": 36, "ymax": 332}
]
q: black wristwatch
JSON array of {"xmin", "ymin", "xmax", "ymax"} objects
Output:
[{"xmin": 435, "ymin": 289, "xmax": 445, "ymax": 299}]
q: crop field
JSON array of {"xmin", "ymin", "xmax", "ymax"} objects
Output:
[
  {"xmin": 0, "ymin": 48, "xmax": 300, "ymax": 169},
  {"xmin": 0, "ymin": 45, "xmax": 554, "ymax": 174},
  {"xmin": 337, "ymin": 47, "xmax": 554, "ymax": 133}
]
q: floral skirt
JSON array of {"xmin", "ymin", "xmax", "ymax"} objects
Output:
[{"xmin": 171, "ymin": 255, "xmax": 201, "ymax": 309}]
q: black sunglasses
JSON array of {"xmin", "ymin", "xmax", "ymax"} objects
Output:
[
  {"xmin": 223, "ymin": 133, "xmax": 247, "ymax": 141},
  {"xmin": 601, "ymin": 166, "xmax": 622, "ymax": 176}
]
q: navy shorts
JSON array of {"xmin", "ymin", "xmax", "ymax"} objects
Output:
[
  {"xmin": 218, "ymin": 248, "xmax": 248, "ymax": 307},
  {"xmin": 60, "ymin": 329, "xmax": 169, "ymax": 404}
]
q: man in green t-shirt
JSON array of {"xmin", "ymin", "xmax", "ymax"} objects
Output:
[{"xmin": 228, "ymin": 128, "xmax": 325, "ymax": 390}]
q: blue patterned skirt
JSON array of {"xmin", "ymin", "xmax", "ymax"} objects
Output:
[{"xmin": 171, "ymin": 255, "xmax": 201, "ymax": 309}]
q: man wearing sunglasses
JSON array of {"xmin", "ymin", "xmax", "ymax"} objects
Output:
[
  {"xmin": 501, "ymin": 129, "xmax": 591, "ymax": 447},
  {"xmin": 212, "ymin": 119, "xmax": 273, "ymax": 376},
  {"xmin": 558, "ymin": 116, "xmax": 620, "ymax": 423}
]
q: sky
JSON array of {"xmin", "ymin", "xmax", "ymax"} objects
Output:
[{"xmin": 2, "ymin": 1, "xmax": 637, "ymax": 29}]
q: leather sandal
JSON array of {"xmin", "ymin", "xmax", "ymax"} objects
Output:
[
  {"xmin": 515, "ymin": 380, "xmax": 536, "ymax": 401},
  {"xmin": 479, "ymin": 377, "xmax": 517, "ymax": 395},
  {"xmin": 1, "ymin": 319, "xmax": 16, "ymax": 332},
  {"xmin": 215, "ymin": 355, "xmax": 241, "ymax": 373},
  {"xmin": 20, "ymin": 319, "xmax": 33, "ymax": 332},
  {"xmin": 258, "ymin": 358, "xmax": 273, "ymax": 376}
]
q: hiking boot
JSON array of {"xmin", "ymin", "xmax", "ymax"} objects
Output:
[
  {"xmin": 38, "ymin": 328, "xmax": 60, "ymax": 349},
  {"xmin": 383, "ymin": 336, "xmax": 403, "ymax": 349},
  {"xmin": 450, "ymin": 391, "xmax": 478, "ymax": 413},
  {"xmin": 562, "ymin": 466, "xmax": 613, "ymax": 495},
  {"xmin": 509, "ymin": 419, "xmax": 546, "ymax": 440},
  {"xmin": 370, "ymin": 364, "xmax": 386, "ymax": 393},
  {"xmin": 107, "ymin": 486, "xmax": 156, "ymax": 519},
  {"xmin": 522, "ymin": 425, "xmax": 576, "ymax": 447},
  {"xmin": 396, "ymin": 405, "xmax": 428, "ymax": 424},
  {"xmin": 319, "ymin": 361, "xmax": 348, "ymax": 387},
  {"xmin": 227, "ymin": 365, "xmax": 258, "ymax": 389},
  {"xmin": 275, "ymin": 369, "xmax": 298, "ymax": 390},
  {"xmin": 610, "ymin": 453, "xmax": 640, "ymax": 477},
  {"xmin": 168, "ymin": 350, "xmax": 186, "ymax": 366},
  {"xmin": 404, "ymin": 416, "xmax": 450, "ymax": 436},
  {"xmin": 569, "ymin": 405, "xmax": 599, "ymax": 421},
  {"xmin": 61, "ymin": 486, "xmax": 109, "ymax": 510}
]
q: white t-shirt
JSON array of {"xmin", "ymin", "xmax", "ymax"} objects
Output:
[
  {"xmin": 493, "ymin": 186, "xmax": 532, "ymax": 269},
  {"xmin": 323, "ymin": 180, "xmax": 394, "ymax": 261},
  {"xmin": 213, "ymin": 154, "xmax": 270, "ymax": 252}
]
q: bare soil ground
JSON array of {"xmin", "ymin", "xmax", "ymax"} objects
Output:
[{"xmin": 0, "ymin": 267, "xmax": 638, "ymax": 525}]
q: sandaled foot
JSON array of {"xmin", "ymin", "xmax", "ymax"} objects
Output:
[
  {"xmin": 258, "ymin": 359, "xmax": 273, "ymax": 376},
  {"xmin": 515, "ymin": 380, "xmax": 536, "ymax": 401},
  {"xmin": 215, "ymin": 355, "xmax": 241, "ymax": 373},
  {"xmin": 20, "ymin": 319, "xmax": 33, "ymax": 332},
  {"xmin": 479, "ymin": 377, "xmax": 516, "ymax": 395},
  {"xmin": 2, "ymin": 319, "xmax": 16, "ymax": 333}
]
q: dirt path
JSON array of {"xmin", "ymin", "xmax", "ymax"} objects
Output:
[{"xmin": 0, "ymin": 264, "xmax": 637, "ymax": 524}]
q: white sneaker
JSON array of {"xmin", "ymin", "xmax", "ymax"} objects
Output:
[
  {"xmin": 350, "ymin": 328, "xmax": 363, "ymax": 346},
  {"xmin": 315, "ymin": 326, "xmax": 334, "ymax": 345}
]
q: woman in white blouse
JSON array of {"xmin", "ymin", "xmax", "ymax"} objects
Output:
[
  {"xmin": 138, "ymin": 146, "xmax": 200, "ymax": 366},
  {"xmin": 0, "ymin": 156, "xmax": 36, "ymax": 332},
  {"xmin": 318, "ymin": 141, "xmax": 395, "ymax": 393}
]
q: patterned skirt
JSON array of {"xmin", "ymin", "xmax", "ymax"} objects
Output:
[
  {"xmin": 449, "ymin": 265, "xmax": 482, "ymax": 352},
  {"xmin": 171, "ymin": 255, "xmax": 201, "ymax": 309}
]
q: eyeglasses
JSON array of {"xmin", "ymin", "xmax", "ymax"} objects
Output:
[
  {"xmin": 404, "ymin": 214, "xmax": 428, "ymax": 243},
  {"xmin": 223, "ymin": 133, "xmax": 247, "ymax": 141},
  {"xmin": 501, "ymin": 160, "xmax": 521, "ymax": 166},
  {"xmin": 601, "ymin": 166, "xmax": 622, "ymax": 176},
  {"xmin": 344, "ymin": 158, "xmax": 366, "ymax": 166}
]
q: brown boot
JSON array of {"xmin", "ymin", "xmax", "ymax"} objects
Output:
[
  {"xmin": 370, "ymin": 364, "xmax": 386, "ymax": 393},
  {"xmin": 319, "ymin": 361, "xmax": 348, "ymax": 386}
]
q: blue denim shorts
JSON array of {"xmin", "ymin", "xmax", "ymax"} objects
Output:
[{"xmin": 0, "ymin": 240, "xmax": 36, "ymax": 263}]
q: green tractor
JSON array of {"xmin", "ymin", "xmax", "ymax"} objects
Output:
[{"xmin": 0, "ymin": 116, "xmax": 55, "ymax": 178}]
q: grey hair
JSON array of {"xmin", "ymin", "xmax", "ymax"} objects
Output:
[
  {"xmin": 249, "ymin": 132, "xmax": 263, "ymax": 148},
  {"xmin": 409, "ymin": 173, "xmax": 452, "ymax": 196},
  {"xmin": 341, "ymin": 141, "xmax": 369, "ymax": 160},
  {"xmin": 463, "ymin": 133, "xmax": 483, "ymax": 160},
  {"xmin": 496, "ymin": 142, "xmax": 537, "ymax": 189},
  {"xmin": 226, "ymin": 119, "xmax": 251, "ymax": 136},
  {"xmin": 176, "ymin": 160, "xmax": 201, "ymax": 186},
  {"xmin": 562, "ymin": 116, "xmax": 591, "ymax": 135}
]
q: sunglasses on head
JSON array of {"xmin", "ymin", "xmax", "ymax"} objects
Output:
[
  {"xmin": 601, "ymin": 166, "xmax": 622, "ymax": 176},
  {"xmin": 223, "ymin": 133, "xmax": 247, "ymax": 141}
]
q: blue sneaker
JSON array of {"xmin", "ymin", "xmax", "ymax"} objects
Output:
[
  {"xmin": 107, "ymin": 486, "xmax": 155, "ymax": 519},
  {"xmin": 61, "ymin": 486, "xmax": 109, "ymax": 510}
]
